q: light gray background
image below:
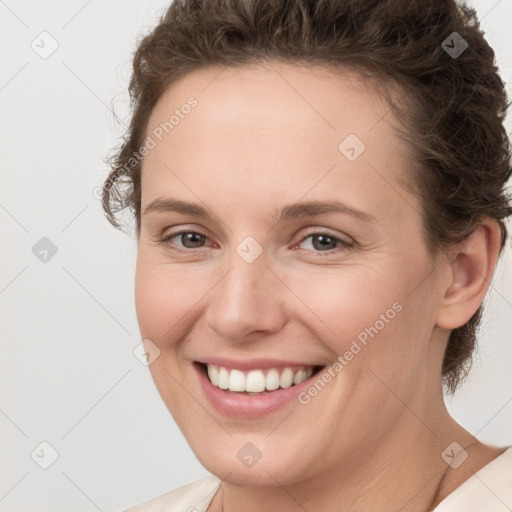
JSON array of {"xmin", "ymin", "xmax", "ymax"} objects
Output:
[{"xmin": 1, "ymin": 1, "xmax": 511, "ymax": 510}]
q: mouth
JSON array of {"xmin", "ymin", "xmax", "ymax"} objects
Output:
[
  {"xmin": 196, "ymin": 362, "xmax": 324, "ymax": 395},
  {"xmin": 192, "ymin": 356, "xmax": 330, "ymax": 417}
]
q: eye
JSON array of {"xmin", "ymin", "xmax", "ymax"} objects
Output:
[
  {"xmin": 295, "ymin": 230, "xmax": 353, "ymax": 255},
  {"xmin": 160, "ymin": 230, "xmax": 211, "ymax": 252},
  {"xmin": 159, "ymin": 228, "xmax": 353, "ymax": 256}
]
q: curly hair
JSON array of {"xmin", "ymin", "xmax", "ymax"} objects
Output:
[{"xmin": 102, "ymin": 0, "xmax": 512, "ymax": 395}]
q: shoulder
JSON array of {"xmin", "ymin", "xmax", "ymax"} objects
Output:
[
  {"xmin": 433, "ymin": 446, "xmax": 512, "ymax": 511},
  {"xmin": 122, "ymin": 475, "xmax": 221, "ymax": 512}
]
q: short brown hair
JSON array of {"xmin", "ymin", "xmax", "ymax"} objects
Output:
[{"xmin": 103, "ymin": 0, "xmax": 512, "ymax": 395}]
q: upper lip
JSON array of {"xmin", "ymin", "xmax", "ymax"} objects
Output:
[{"xmin": 195, "ymin": 357, "xmax": 325, "ymax": 371}]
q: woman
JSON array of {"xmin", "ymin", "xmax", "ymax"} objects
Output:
[{"xmin": 103, "ymin": 0, "xmax": 512, "ymax": 510}]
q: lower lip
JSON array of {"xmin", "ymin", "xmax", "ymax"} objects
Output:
[{"xmin": 194, "ymin": 362, "xmax": 323, "ymax": 418}]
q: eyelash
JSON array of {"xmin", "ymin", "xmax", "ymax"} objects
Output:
[{"xmin": 158, "ymin": 229, "xmax": 353, "ymax": 257}]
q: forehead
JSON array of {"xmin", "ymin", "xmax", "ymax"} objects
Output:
[
  {"xmin": 141, "ymin": 61, "xmax": 419, "ymax": 223},
  {"xmin": 146, "ymin": 61, "xmax": 400, "ymax": 145}
]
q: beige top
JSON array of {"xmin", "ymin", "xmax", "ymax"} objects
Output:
[{"xmin": 123, "ymin": 446, "xmax": 512, "ymax": 512}]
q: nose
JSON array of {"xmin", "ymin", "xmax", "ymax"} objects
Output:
[{"xmin": 205, "ymin": 248, "xmax": 288, "ymax": 342}]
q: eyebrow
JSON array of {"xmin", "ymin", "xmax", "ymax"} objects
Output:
[{"xmin": 143, "ymin": 198, "xmax": 375, "ymax": 223}]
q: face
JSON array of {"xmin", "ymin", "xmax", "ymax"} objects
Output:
[{"xmin": 135, "ymin": 61, "xmax": 444, "ymax": 487}]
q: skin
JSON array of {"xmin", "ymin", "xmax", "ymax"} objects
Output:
[{"xmin": 134, "ymin": 61, "xmax": 506, "ymax": 511}]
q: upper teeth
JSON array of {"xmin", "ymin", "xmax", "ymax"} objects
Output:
[{"xmin": 206, "ymin": 364, "xmax": 314, "ymax": 393}]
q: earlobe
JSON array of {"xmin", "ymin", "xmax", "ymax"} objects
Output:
[{"xmin": 436, "ymin": 219, "xmax": 502, "ymax": 330}]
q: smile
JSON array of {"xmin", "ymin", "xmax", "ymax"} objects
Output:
[
  {"xmin": 206, "ymin": 364, "xmax": 316, "ymax": 394},
  {"xmin": 194, "ymin": 360, "xmax": 325, "ymax": 417}
]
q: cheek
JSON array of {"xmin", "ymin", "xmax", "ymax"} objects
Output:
[
  {"xmin": 134, "ymin": 258, "xmax": 200, "ymax": 421},
  {"xmin": 285, "ymin": 265, "xmax": 404, "ymax": 345},
  {"xmin": 134, "ymin": 255, "xmax": 206, "ymax": 342},
  {"xmin": 286, "ymin": 261, "xmax": 434, "ymax": 376}
]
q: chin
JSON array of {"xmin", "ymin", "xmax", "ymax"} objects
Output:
[{"xmin": 188, "ymin": 434, "xmax": 315, "ymax": 488}]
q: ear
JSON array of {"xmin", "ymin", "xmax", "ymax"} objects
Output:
[{"xmin": 436, "ymin": 218, "xmax": 503, "ymax": 330}]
